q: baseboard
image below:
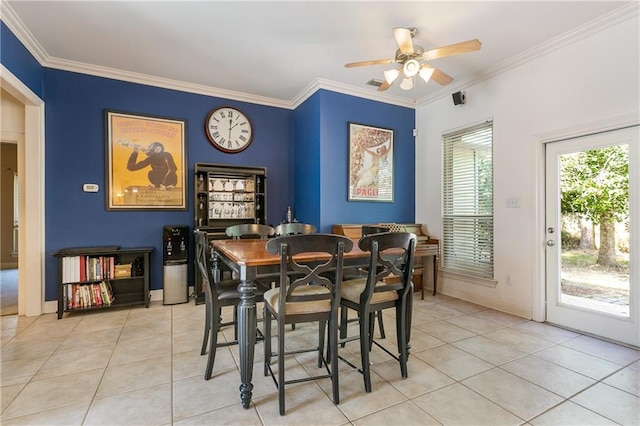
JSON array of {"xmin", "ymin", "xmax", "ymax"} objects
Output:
[{"xmin": 1, "ymin": 262, "xmax": 18, "ymax": 269}]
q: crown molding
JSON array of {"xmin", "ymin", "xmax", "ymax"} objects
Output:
[
  {"xmin": 3, "ymin": 1, "xmax": 637, "ymax": 110},
  {"xmin": 416, "ymin": 2, "xmax": 639, "ymax": 107},
  {"xmin": 293, "ymin": 78, "xmax": 416, "ymax": 109}
]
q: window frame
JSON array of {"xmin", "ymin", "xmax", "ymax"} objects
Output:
[{"xmin": 441, "ymin": 120, "xmax": 494, "ymax": 280}]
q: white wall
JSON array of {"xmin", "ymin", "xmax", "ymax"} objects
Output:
[{"xmin": 415, "ymin": 17, "xmax": 639, "ymax": 318}]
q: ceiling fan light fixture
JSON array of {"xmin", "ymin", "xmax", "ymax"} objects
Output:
[
  {"xmin": 400, "ymin": 76, "xmax": 414, "ymax": 90},
  {"xmin": 403, "ymin": 59, "xmax": 420, "ymax": 77},
  {"xmin": 419, "ymin": 66, "xmax": 435, "ymax": 83},
  {"xmin": 383, "ymin": 68, "xmax": 400, "ymax": 84}
]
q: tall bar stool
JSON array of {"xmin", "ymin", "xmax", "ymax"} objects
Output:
[
  {"xmin": 263, "ymin": 233, "xmax": 353, "ymax": 415},
  {"xmin": 338, "ymin": 231, "xmax": 416, "ymax": 392}
]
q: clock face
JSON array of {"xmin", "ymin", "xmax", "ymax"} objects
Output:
[{"xmin": 205, "ymin": 107, "xmax": 253, "ymax": 153}]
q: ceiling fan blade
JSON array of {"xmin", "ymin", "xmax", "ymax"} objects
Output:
[
  {"xmin": 377, "ymin": 80, "xmax": 391, "ymax": 92},
  {"xmin": 393, "ymin": 27, "xmax": 414, "ymax": 55},
  {"xmin": 424, "ymin": 39, "xmax": 481, "ymax": 60},
  {"xmin": 422, "ymin": 64, "xmax": 454, "ymax": 85},
  {"xmin": 344, "ymin": 59, "xmax": 395, "ymax": 68}
]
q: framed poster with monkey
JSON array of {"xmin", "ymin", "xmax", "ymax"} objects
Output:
[{"xmin": 105, "ymin": 110, "xmax": 187, "ymax": 210}]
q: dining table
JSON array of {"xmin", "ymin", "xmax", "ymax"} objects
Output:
[{"xmin": 210, "ymin": 235, "xmax": 428, "ymax": 408}]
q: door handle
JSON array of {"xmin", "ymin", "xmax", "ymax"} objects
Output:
[{"xmin": 546, "ymin": 240, "xmax": 556, "ymax": 247}]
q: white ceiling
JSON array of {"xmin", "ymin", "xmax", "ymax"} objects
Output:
[{"xmin": 3, "ymin": 1, "xmax": 631, "ymax": 107}]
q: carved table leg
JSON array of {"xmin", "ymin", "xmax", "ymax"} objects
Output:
[{"xmin": 237, "ymin": 268, "xmax": 257, "ymax": 409}]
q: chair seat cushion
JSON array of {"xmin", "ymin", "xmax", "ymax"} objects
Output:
[
  {"xmin": 264, "ymin": 285, "xmax": 331, "ymax": 315},
  {"xmin": 340, "ymin": 278, "xmax": 398, "ymax": 304}
]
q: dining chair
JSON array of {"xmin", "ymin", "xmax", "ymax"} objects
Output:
[
  {"xmin": 195, "ymin": 230, "xmax": 268, "ymax": 380},
  {"xmin": 226, "ymin": 223, "xmax": 275, "ymax": 239},
  {"xmin": 274, "ymin": 222, "xmax": 317, "ymax": 236},
  {"xmin": 263, "ymin": 233, "xmax": 353, "ymax": 415},
  {"xmin": 338, "ymin": 231, "xmax": 416, "ymax": 393},
  {"xmin": 340, "ymin": 225, "xmax": 390, "ymax": 339}
]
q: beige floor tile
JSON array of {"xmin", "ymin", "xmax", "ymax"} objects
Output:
[
  {"xmin": 512, "ymin": 321, "xmax": 579, "ymax": 343},
  {"xmin": 421, "ymin": 304, "xmax": 465, "ymax": 320},
  {"xmin": 0, "ymin": 383, "xmax": 25, "ymax": 413},
  {"xmin": 2, "ymin": 369, "xmax": 103, "ymax": 419},
  {"xmin": 72, "ymin": 309, "xmax": 129, "ymax": 333},
  {"xmin": 571, "ymin": 382, "xmax": 640, "ymax": 425},
  {"xmin": 8, "ymin": 315, "xmax": 80, "ymax": 342},
  {"xmin": 0, "ymin": 354, "xmax": 48, "ymax": 386},
  {"xmin": 56, "ymin": 326, "xmax": 122, "ymax": 353},
  {"xmin": 173, "ymin": 327, "xmax": 205, "ymax": 354},
  {"xmin": 452, "ymin": 335, "xmax": 527, "ymax": 365},
  {"xmin": 352, "ymin": 400, "xmax": 440, "ymax": 425},
  {"xmin": 0, "ymin": 336, "xmax": 65, "ymax": 362},
  {"xmin": 372, "ymin": 356, "xmax": 455, "ymax": 398},
  {"xmin": 109, "ymin": 334, "xmax": 172, "ymax": 365},
  {"xmin": 95, "ymin": 353, "xmax": 172, "ymax": 398},
  {"xmin": 119, "ymin": 319, "xmax": 172, "ymax": 342},
  {"xmin": 410, "ymin": 308, "xmax": 441, "ymax": 326},
  {"xmin": 462, "ymin": 368, "xmax": 564, "ymax": 421},
  {"xmin": 445, "ymin": 315, "xmax": 507, "ymax": 334},
  {"xmin": 561, "ymin": 334, "xmax": 640, "ymax": 365},
  {"xmin": 415, "ymin": 319, "xmax": 477, "ymax": 343},
  {"xmin": 1, "ymin": 401, "xmax": 90, "ymax": 426},
  {"xmin": 2, "ymin": 296, "xmax": 637, "ymax": 426},
  {"xmin": 413, "ymin": 344, "xmax": 493, "ymax": 381},
  {"xmin": 174, "ymin": 402, "xmax": 263, "ymax": 425},
  {"xmin": 439, "ymin": 299, "xmax": 488, "ymax": 314},
  {"xmin": 483, "ymin": 327, "xmax": 555, "ymax": 354},
  {"xmin": 33, "ymin": 344, "xmax": 114, "ymax": 381},
  {"xmin": 173, "ymin": 348, "xmax": 222, "ymax": 381},
  {"xmin": 501, "ymin": 355, "xmax": 596, "ymax": 398},
  {"xmin": 602, "ymin": 360, "xmax": 639, "ymax": 396},
  {"xmin": 472, "ymin": 309, "xmax": 529, "ymax": 326},
  {"xmin": 530, "ymin": 400, "xmax": 617, "ymax": 425},
  {"xmin": 534, "ymin": 345, "xmax": 622, "ymax": 380},
  {"xmin": 254, "ymin": 381, "xmax": 349, "ymax": 425},
  {"xmin": 413, "ymin": 382, "xmax": 523, "ymax": 425},
  {"xmin": 173, "ymin": 370, "xmax": 250, "ymax": 420},
  {"xmin": 317, "ymin": 369, "xmax": 408, "ymax": 421},
  {"xmin": 85, "ymin": 382, "xmax": 172, "ymax": 425}
]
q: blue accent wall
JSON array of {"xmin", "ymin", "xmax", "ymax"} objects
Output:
[
  {"xmin": 42, "ymin": 69, "xmax": 293, "ymax": 300},
  {"xmin": 292, "ymin": 93, "xmax": 321, "ymax": 227},
  {"xmin": 294, "ymin": 90, "xmax": 416, "ymax": 233},
  {"xmin": 2, "ymin": 23, "xmax": 416, "ymax": 303},
  {"xmin": 1, "ymin": 21, "xmax": 44, "ymax": 97}
]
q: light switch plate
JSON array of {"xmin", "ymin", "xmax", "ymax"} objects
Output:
[{"xmin": 83, "ymin": 183, "xmax": 99, "ymax": 193}]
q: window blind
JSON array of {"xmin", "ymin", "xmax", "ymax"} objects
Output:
[{"xmin": 442, "ymin": 121, "xmax": 494, "ymax": 279}]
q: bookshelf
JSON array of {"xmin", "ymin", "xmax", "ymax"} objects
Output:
[{"xmin": 54, "ymin": 247, "xmax": 153, "ymax": 319}]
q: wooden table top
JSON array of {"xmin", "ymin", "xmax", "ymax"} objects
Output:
[{"xmin": 211, "ymin": 237, "xmax": 437, "ymax": 267}]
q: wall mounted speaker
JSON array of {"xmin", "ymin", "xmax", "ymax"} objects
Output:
[{"xmin": 452, "ymin": 91, "xmax": 466, "ymax": 105}]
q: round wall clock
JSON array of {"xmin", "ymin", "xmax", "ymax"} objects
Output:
[{"xmin": 205, "ymin": 107, "xmax": 253, "ymax": 153}]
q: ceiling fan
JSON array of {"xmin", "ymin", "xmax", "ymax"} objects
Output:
[{"xmin": 345, "ymin": 27, "xmax": 481, "ymax": 92}]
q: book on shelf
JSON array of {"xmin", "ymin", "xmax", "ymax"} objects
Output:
[
  {"xmin": 61, "ymin": 255, "xmax": 116, "ymax": 283},
  {"xmin": 64, "ymin": 281, "xmax": 115, "ymax": 310}
]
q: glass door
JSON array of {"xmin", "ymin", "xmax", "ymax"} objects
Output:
[{"xmin": 545, "ymin": 126, "xmax": 639, "ymax": 346}]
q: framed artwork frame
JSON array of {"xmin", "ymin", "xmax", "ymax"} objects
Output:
[
  {"xmin": 105, "ymin": 110, "xmax": 187, "ymax": 210},
  {"xmin": 348, "ymin": 122, "xmax": 394, "ymax": 202}
]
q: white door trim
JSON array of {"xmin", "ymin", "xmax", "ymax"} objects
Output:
[
  {"xmin": 1, "ymin": 65, "xmax": 45, "ymax": 317},
  {"xmin": 533, "ymin": 113, "xmax": 640, "ymax": 323}
]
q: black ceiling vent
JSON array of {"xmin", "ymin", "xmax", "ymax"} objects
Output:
[{"xmin": 366, "ymin": 79, "xmax": 384, "ymax": 88}]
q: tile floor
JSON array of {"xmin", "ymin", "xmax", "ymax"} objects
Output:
[{"xmin": 1, "ymin": 293, "xmax": 639, "ymax": 425}]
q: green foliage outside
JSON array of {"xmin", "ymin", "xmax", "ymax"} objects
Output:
[{"xmin": 560, "ymin": 144, "xmax": 629, "ymax": 267}]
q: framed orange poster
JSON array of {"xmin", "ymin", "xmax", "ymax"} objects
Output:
[
  {"xmin": 348, "ymin": 122, "xmax": 394, "ymax": 202},
  {"xmin": 105, "ymin": 111, "xmax": 187, "ymax": 210}
]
